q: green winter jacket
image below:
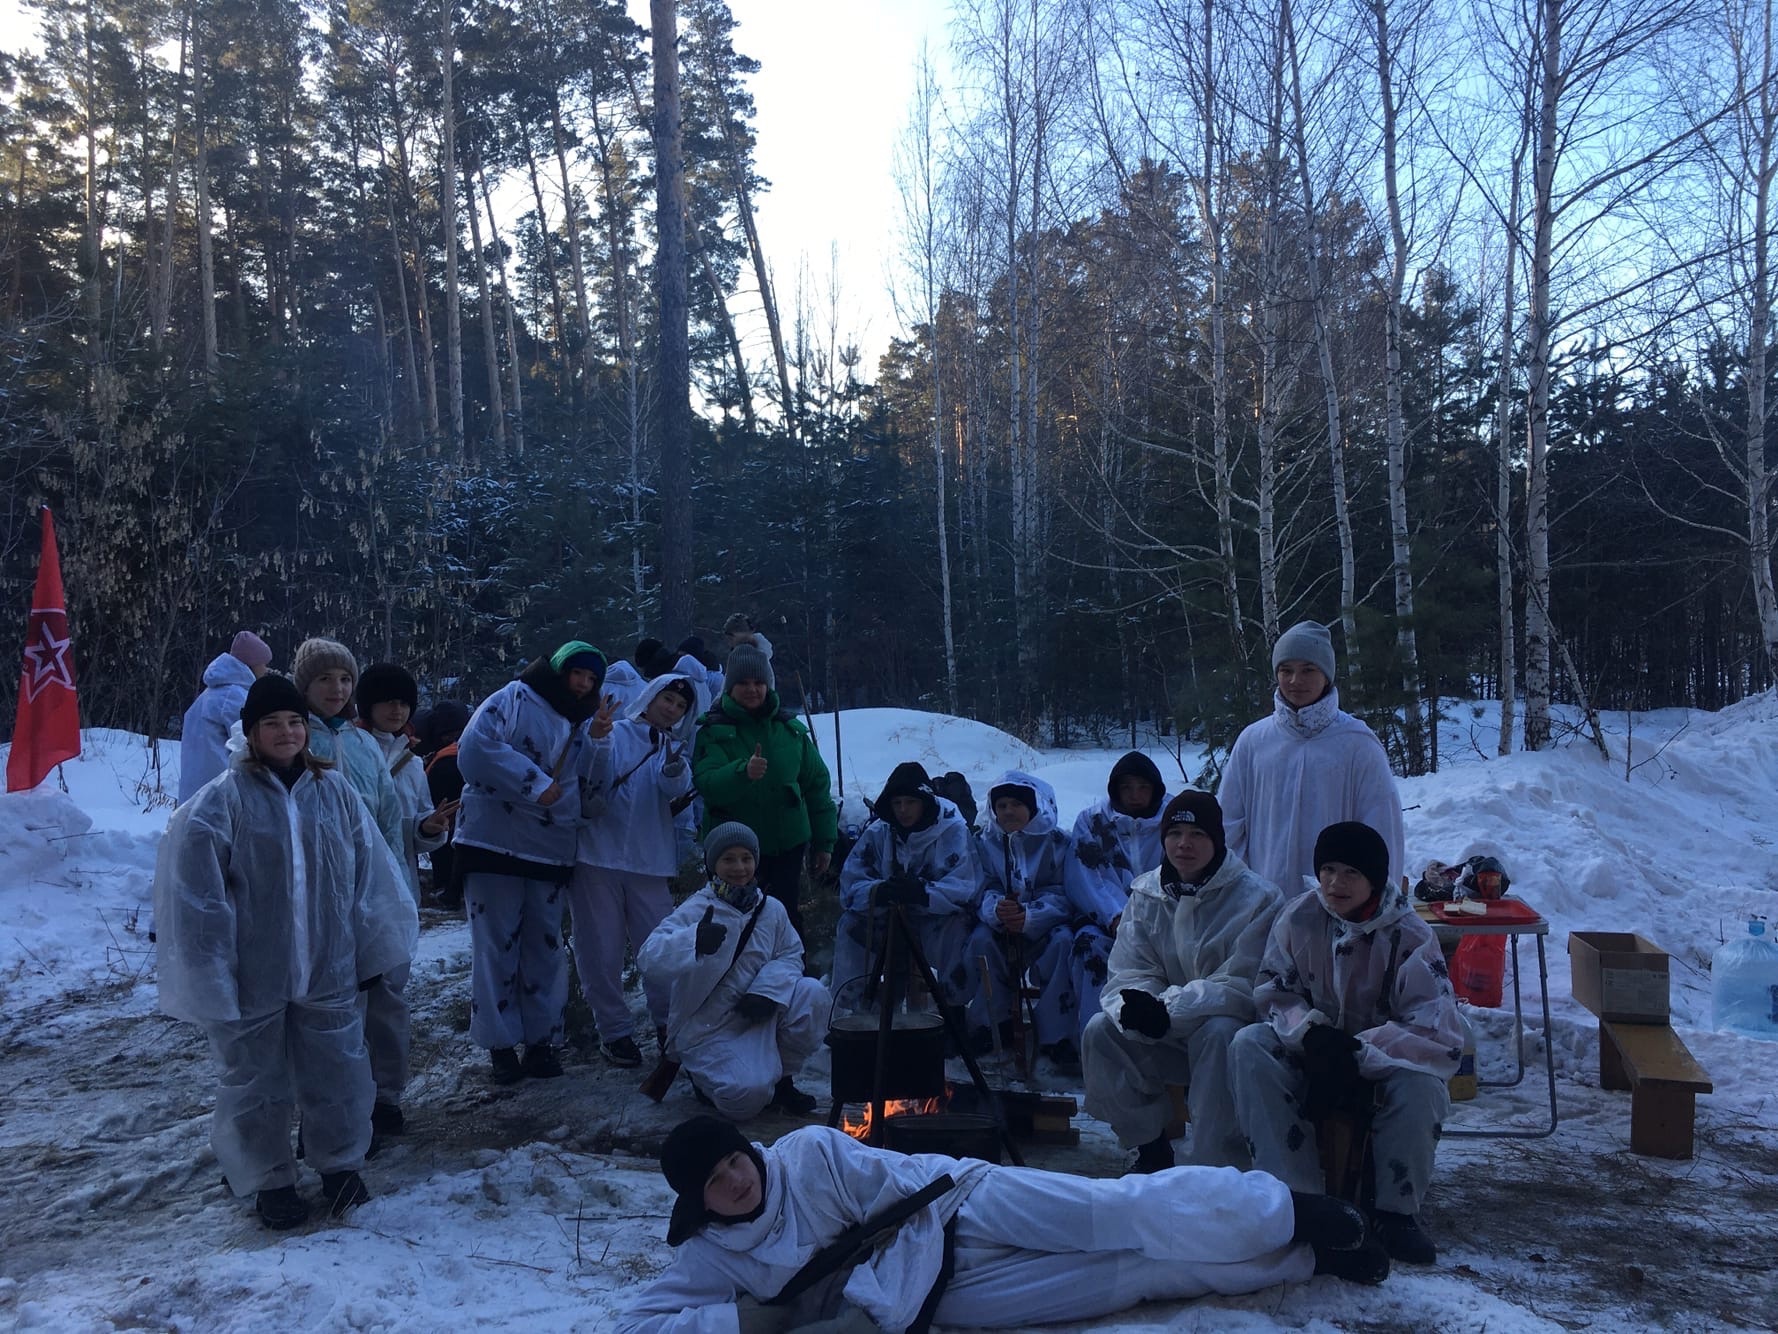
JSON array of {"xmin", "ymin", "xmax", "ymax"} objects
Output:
[{"xmin": 692, "ymin": 690, "xmax": 837, "ymax": 856}]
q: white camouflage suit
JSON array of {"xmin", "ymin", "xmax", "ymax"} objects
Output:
[
  {"xmin": 1082, "ymin": 854, "xmax": 1282, "ymax": 1166},
  {"xmin": 639, "ymin": 884, "xmax": 832, "ymax": 1119},
  {"xmin": 152, "ymin": 751, "xmax": 418, "ymax": 1195},
  {"xmin": 1230, "ymin": 880, "xmax": 1463, "ymax": 1213},
  {"xmin": 968, "ymin": 770, "xmax": 1078, "ymax": 1046},
  {"xmin": 613, "ymin": 1125, "xmax": 1314, "ymax": 1334}
]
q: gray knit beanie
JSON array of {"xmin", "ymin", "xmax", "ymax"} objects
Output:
[
  {"xmin": 1271, "ymin": 621, "xmax": 1336, "ymax": 682},
  {"xmin": 725, "ymin": 643, "xmax": 774, "ymax": 691},
  {"xmin": 292, "ymin": 637, "xmax": 359, "ymax": 696},
  {"xmin": 704, "ymin": 821, "xmax": 761, "ymax": 872}
]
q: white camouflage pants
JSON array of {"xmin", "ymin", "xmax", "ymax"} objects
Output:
[
  {"xmin": 1082, "ymin": 1010, "xmax": 1250, "ymax": 1167},
  {"xmin": 1228, "ymin": 1021, "xmax": 1448, "ymax": 1213},
  {"xmin": 465, "ymin": 871, "xmax": 570, "ymax": 1050},
  {"xmin": 931, "ymin": 1159, "xmax": 1314, "ymax": 1323},
  {"xmin": 680, "ymin": 976, "xmax": 833, "ymax": 1120}
]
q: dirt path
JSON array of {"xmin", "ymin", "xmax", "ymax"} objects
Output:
[{"xmin": 4, "ymin": 923, "xmax": 1772, "ymax": 1332}]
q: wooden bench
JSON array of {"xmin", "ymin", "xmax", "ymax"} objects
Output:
[{"xmin": 1598, "ymin": 1020, "xmax": 1713, "ymax": 1159}]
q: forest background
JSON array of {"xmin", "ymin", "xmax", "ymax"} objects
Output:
[{"xmin": 2, "ymin": 0, "xmax": 1776, "ymax": 779}]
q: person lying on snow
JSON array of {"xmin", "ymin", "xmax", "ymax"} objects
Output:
[
  {"xmin": 1230, "ymin": 820, "xmax": 1464, "ymax": 1270},
  {"xmin": 966, "ymin": 771, "xmax": 1079, "ymax": 1071},
  {"xmin": 832, "ymin": 761, "xmax": 979, "ymax": 1021},
  {"xmin": 152, "ymin": 674, "xmax": 417, "ymax": 1230},
  {"xmin": 1081, "ymin": 790, "xmax": 1282, "ymax": 1174},
  {"xmin": 639, "ymin": 823, "xmax": 830, "ymax": 1119},
  {"xmin": 614, "ymin": 1114, "xmax": 1388, "ymax": 1334}
]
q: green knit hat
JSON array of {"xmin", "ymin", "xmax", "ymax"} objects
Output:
[{"xmin": 549, "ymin": 640, "xmax": 607, "ymax": 683}]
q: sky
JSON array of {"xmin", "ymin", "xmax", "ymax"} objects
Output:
[{"xmin": 650, "ymin": 0, "xmax": 954, "ymax": 375}]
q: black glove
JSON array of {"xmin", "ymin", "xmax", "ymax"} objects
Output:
[
  {"xmin": 873, "ymin": 873, "xmax": 928, "ymax": 909},
  {"xmin": 358, "ymin": 973, "xmax": 382, "ymax": 992},
  {"xmin": 1299, "ymin": 1024, "xmax": 1368, "ymax": 1119},
  {"xmin": 694, "ymin": 905, "xmax": 728, "ymax": 958},
  {"xmin": 1117, "ymin": 988, "xmax": 1170, "ymax": 1040},
  {"xmin": 735, "ymin": 993, "xmax": 780, "ymax": 1023}
]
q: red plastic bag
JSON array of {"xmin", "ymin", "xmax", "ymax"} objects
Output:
[{"xmin": 1451, "ymin": 934, "xmax": 1507, "ymax": 1007}]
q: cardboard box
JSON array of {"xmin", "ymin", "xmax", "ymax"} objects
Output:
[{"xmin": 1569, "ymin": 931, "xmax": 1671, "ymax": 1023}]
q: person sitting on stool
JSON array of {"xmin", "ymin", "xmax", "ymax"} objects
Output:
[
  {"xmin": 1229, "ymin": 820, "xmax": 1463, "ymax": 1269},
  {"xmin": 1081, "ymin": 791, "xmax": 1282, "ymax": 1173}
]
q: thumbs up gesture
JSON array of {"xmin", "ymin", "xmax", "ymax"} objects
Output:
[
  {"xmin": 745, "ymin": 744, "xmax": 767, "ymax": 781},
  {"xmin": 694, "ymin": 904, "xmax": 728, "ymax": 957}
]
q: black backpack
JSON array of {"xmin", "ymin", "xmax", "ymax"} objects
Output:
[{"xmin": 929, "ymin": 770, "xmax": 979, "ymax": 832}]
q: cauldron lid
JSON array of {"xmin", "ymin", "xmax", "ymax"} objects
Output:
[{"xmin": 829, "ymin": 1011, "xmax": 945, "ymax": 1035}]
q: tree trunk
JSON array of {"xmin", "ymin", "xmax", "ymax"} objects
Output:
[
  {"xmin": 440, "ymin": 0, "xmax": 464, "ymax": 456},
  {"xmin": 1495, "ymin": 76, "xmax": 1532, "ymax": 755},
  {"xmin": 462, "ymin": 156, "xmax": 506, "ymax": 458},
  {"xmin": 728, "ymin": 128, "xmax": 796, "ymax": 436},
  {"xmin": 520, "ymin": 132, "xmax": 571, "ymax": 390},
  {"xmin": 150, "ymin": 9, "xmax": 189, "ymax": 357},
  {"xmin": 477, "ymin": 158, "xmax": 524, "ymax": 458},
  {"xmin": 1198, "ymin": 0, "xmax": 1248, "ymax": 676},
  {"xmin": 696, "ymin": 241, "xmax": 756, "ymax": 433},
  {"xmin": 1523, "ymin": 0, "xmax": 1561, "ymax": 751},
  {"xmin": 1746, "ymin": 0, "xmax": 1778, "ymax": 674},
  {"xmin": 548, "ymin": 90, "xmax": 594, "ymax": 374},
  {"xmin": 193, "ymin": 22, "xmax": 218, "ymax": 384},
  {"xmin": 1372, "ymin": 0, "xmax": 1425, "ymax": 772},
  {"xmin": 1284, "ymin": 0, "xmax": 1359, "ymax": 674},
  {"xmin": 652, "ymin": 0, "xmax": 693, "ymax": 639}
]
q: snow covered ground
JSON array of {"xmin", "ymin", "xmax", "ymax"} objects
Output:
[{"xmin": 2, "ymin": 699, "xmax": 1775, "ymax": 1331}]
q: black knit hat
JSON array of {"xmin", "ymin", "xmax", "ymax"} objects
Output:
[
  {"xmin": 661, "ymin": 1116, "xmax": 756, "ymax": 1245},
  {"xmin": 240, "ymin": 674, "xmax": 308, "ymax": 732},
  {"xmin": 357, "ymin": 663, "xmax": 418, "ymax": 717},
  {"xmin": 1313, "ymin": 822, "xmax": 1391, "ymax": 894},
  {"xmin": 1160, "ymin": 790, "xmax": 1225, "ymax": 854}
]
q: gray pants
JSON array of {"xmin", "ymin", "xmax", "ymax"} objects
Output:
[
  {"xmin": 1082, "ymin": 1011, "xmax": 1249, "ymax": 1167},
  {"xmin": 831, "ymin": 907, "xmax": 975, "ymax": 1011},
  {"xmin": 1228, "ymin": 1021, "xmax": 1448, "ymax": 1213},
  {"xmin": 465, "ymin": 872, "xmax": 569, "ymax": 1051},
  {"xmin": 203, "ymin": 994, "xmax": 373, "ymax": 1196},
  {"xmin": 359, "ymin": 960, "xmax": 412, "ymax": 1104},
  {"xmin": 566, "ymin": 865, "xmax": 672, "ymax": 1041}
]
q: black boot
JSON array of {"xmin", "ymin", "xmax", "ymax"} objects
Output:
[
  {"xmin": 256, "ymin": 1185, "xmax": 309, "ymax": 1230},
  {"xmin": 371, "ymin": 1101, "xmax": 405, "ymax": 1135},
  {"xmin": 1370, "ymin": 1209, "xmax": 1437, "ymax": 1265},
  {"xmin": 1290, "ymin": 1191, "xmax": 1366, "ymax": 1252},
  {"xmin": 489, "ymin": 1047, "xmax": 524, "ymax": 1085},
  {"xmin": 320, "ymin": 1170, "xmax": 371, "ymax": 1217},
  {"xmin": 1313, "ymin": 1235, "xmax": 1391, "ymax": 1285},
  {"xmin": 772, "ymin": 1077, "xmax": 818, "ymax": 1115},
  {"xmin": 1126, "ymin": 1132, "xmax": 1175, "ymax": 1175},
  {"xmin": 521, "ymin": 1043, "xmax": 564, "ymax": 1079}
]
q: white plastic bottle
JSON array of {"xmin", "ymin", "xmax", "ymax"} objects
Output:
[{"xmin": 1711, "ymin": 916, "xmax": 1778, "ymax": 1040}]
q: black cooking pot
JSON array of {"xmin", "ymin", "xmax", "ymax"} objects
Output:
[
  {"xmin": 883, "ymin": 1112, "xmax": 1004, "ymax": 1163},
  {"xmin": 827, "ymin": 1011, "xmax": 947, "ymax": 1102}
]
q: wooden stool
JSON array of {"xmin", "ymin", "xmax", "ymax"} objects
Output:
[
  {"xmin": 1598, "ymin": 1020, "xmax": 1713, "ymax": 1159},
  {"xmin": 1316, "ymin": 1112, "xmax": 1373, "ymax": 1203}
]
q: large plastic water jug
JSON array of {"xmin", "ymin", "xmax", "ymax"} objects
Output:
[{"xmin": 1711, "ymin": 916, "xmax": 1778, "ymax": 1040}]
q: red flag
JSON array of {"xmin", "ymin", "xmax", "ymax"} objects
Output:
[{"xmin": 7, "ymin": 507, "xmax": 81, "ymax": 791}]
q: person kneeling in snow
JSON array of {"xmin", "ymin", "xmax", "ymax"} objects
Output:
[
  {"xmin": 640, "ymin": 823, "xmax": 831, "ymax": 1119},
  {"xmin": 152, "ymin": 674, "xmax": 418, "ymax": 1230},
  {"xmin": 1081, "ymin": 790, "xmax": 1282, "ymax": 1174},
  {"xmin": 1229, "ymin": 821, "xmax": 1463, "ymax": 1271},
  {"xmin": 614, "ymin": 1114, "xmax": 1390, "ymax": 1334}
]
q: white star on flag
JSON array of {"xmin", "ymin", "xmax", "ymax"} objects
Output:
[{"xmin": 22, "ymin": 614, "xmax": 74, "ymax": 702}]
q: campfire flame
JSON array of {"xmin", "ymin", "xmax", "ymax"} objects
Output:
[{"xmin": 840, "ymin": 1092, "xmax": 947, "ymax": 1141}]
